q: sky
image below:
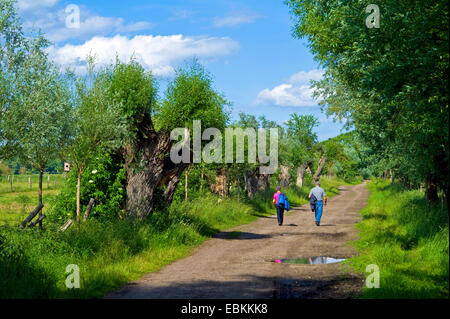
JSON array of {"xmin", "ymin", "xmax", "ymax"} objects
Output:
[{"xmin": 16, "ymin": 0, "xmax": 348, "ymax": 141}]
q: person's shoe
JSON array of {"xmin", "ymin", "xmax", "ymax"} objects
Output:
[
  {"xmin": 278, "ymin": 223, "xmax": 282, "ymax": 226},
  {"xmin": 315, "ymin": 221, "xmax": 320, "ymax": 226}
]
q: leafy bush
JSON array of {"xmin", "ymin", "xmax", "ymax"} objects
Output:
[{"xmin": 48, "ymin": 152, "xmax": 126, "ymax": 222}]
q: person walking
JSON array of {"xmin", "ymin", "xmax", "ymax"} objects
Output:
[
  {"xmin": 273, "ymin": 186, "xmax": 290, "ymax": 226},
  {"xmin": 308, "ymin": 181, "xmax": 327, "ymax": 226}
]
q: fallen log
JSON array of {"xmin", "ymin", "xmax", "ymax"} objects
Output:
[
  {"xmin": 20, "ymin": 203, "xmax": 44, "ymax": 229},
  {"xmin": 83, "ymin": 198, "xmax": 95, "ymax": 221},
  {"xmin": 29, "ymin": 215, "xmax": 46, "ymax": 228},
  {"xmin": 60, "ymin": 219, "xmax": 73, "ymax": 232}
]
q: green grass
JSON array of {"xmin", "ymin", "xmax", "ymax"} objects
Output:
[
  {"xmin": 0, "ymin": 175, "xmax": 356, "ymax": 298},
  {"xmin": 0, "ymin": 175, "xmax": 64, "ymax": 226},
  {"xmin": 345, "ymin": 179, "xmax": 449, "ymax": 298},
  {"xmin": 0, "ymin": 174, "xmax": 63, "ymax": 194}
]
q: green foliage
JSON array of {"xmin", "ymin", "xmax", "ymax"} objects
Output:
[
  {"xmin": 286, "ymin": 0, "xmax": 449, "ymax": 194},
  {"xmin": 108, "ymin": 59, "xmax": 157, "ymax": 130},
  {"xmin": 155, "ymin": 61, "xmax": 230, "ymax": 133},
  {"xmin": 0, "ymin": 162, "xmax": 11, "ymax": 175},
  {"xmin": 68, "ymin": 62, "xmax": 125, "ymax": 174},
  {"xmin": 280, "ymin": 113, "xmax": 318, "ymax": 167},
  {"xmin": 346, "ymin": 179, "xmax": 449, "ymax": 298},
  {"xmin": 48, "ymin": 152, "xmax": 126, "ymax": 222}
]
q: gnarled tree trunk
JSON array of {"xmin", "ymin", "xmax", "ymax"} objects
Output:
[
  {"xmin": 124, "ymin": 114, "xmax": 175, "ymax": 219},
  {"xmin": 244, "ymin": 168, "xmax": 271, "ymax": 198},
  {"xmin": 313, "ymin": 156, "xmax": 327, "ymax": 182},
  {"xmin": 257, "ymin": 173, "xmax": 271, "ymax": 191},
  {"xmin": 425, "ymin": 174, "xmax": 439, "ymax": 202},
  {"xmin": 279, "ymin": 165, "xmax": 290, "ymax": 187},
  {"xmin": 296, "ymin": 161, "xmax": 311, "ymax": 188},
  {"xmin": 211, "ymin": 167, "xmax": 227, "ymax": 197}
]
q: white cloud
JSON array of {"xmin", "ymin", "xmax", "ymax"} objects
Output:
[
  {"xmin": 48, "ymin": 34, "xmax": 240, "ymax": 77},
  {"xmin": 213, "ymin": 12, "xmax": 261, "ymax": 28},
  {"xmin": 287, "ymin": 69, "xmax": 324, "ymax": 84},
  {"xmin": 256, "ymin": 69, "xmax": 324, "ymax": 107},
  {"xmin": 17, "ymin": 1, "xmax": 154, "ymax": 43},
  {"xmin": 17, "ymin": 0, "xmax": 59, "ymax": 11}
]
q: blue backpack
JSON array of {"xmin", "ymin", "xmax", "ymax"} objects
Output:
[{"xmin": 277, "ymin": 193, "xmax": 290, "ymax": 211}]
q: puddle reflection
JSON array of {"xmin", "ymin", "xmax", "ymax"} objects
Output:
[{"xmin": 272, "ymin": 257, "xmax": 346, "ymax": 264}]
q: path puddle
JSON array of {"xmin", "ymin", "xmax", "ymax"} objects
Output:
[{"xmin": 272, "ymin": 257, "xmax": 346, "ymax": 264}]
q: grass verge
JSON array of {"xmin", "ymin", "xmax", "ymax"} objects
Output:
[{"xmin": 345, "ymin": 179, "xmax": 449, "ymax": 298}]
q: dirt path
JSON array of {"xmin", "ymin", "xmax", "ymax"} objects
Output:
[{"xmin": 105, "ymin": 182, "xmax": 369, "ymax": 299}]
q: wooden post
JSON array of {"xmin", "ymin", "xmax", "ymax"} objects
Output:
[
  {"xmin": 83, "ymin": 198, "xmax": 95, "ymax": 221},
  {"xmin": 47, "ymin": 174, "xmax": 50, "ymax": 189},
  {"xmin": 54, "ymin": 176, "xmax": 57, "ymax": 188},
  {"xmin": 29, "ymin": 177, "xmax": 32, "ymax": 190},
  {"xmin": 60, "ymin": 219, "xmax": 73, "ymax": 232},
  {"xmin": 10, "ymin": 175, "xmax": 13, "ymax": 192},
  {"xmin": 29, "ymin": 215, "xmax": 46, "ymax": 228},
  {"xmin": 20, "ymin": 203, "xmax": 44, "ymax": 229}
]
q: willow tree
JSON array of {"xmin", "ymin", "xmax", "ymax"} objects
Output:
[
  {"xmin": 283, "ymin": 114, "xmax": 318, "ymax": 187},
  {"xmin": 1, "ymin": 1, "xmax": 73, "ymax": 228},
  {"xmin": 107, "ymin": 60, "xmax": 229, "ymax": 219},
  {"xmin": 66, "ymin": 60, "xmax": 125, "ymax": 225}
]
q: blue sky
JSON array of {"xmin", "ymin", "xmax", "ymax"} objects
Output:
[{"xmin": 17, "ymin": 0, "xmax": 348, "ymax": 141}]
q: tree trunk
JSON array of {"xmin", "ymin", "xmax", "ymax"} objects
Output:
[
  {"xmin": 245, "ymin": 169, "xmax": 258, "ymax": 198},
  {"xmin": 313, "ymin": 156, "xmax": 327, "ymax": 182},
  {"xmin": 38, "ymin": 168, "xmax": 44, "ymax": 230},
  {"xmin": 124, "ymin": 114, "xmax": 192, "ymax": 219},
  {"xmin": 185, "ymin": 169, "xmax": 189, "ymax": 202},
  {"xmin": 257, "ymin": 173, "xmax": 271, "ymax": 191},
  {"xmin": 76, "ymin": 169, "xmax": 81, "ymax": 225},
  {"xmin": 125, "ymin": 129, "xmax": 173, "ymax": 219},
  {"xmin": 279, "ymin": 165, "xmax": 290, "ymax": 187},
  {"xmin": 296, "ymin": 161, "xmax": 311, "ymax": 188},
  {"xmin": 425, "ymin": 174, "xmax": 439, "ymax": 202},
  {"xmin": 211, "ymin": 167, "xmax": 227, "ymax": 197}
]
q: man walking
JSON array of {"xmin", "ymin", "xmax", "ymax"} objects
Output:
[
  {"xmin": 308, "ymin": 181, "xmax": 327, "ymax": 226},
  {"xmin": 273, "ymin": 186, "xmax": 290, "ymax": 226}
]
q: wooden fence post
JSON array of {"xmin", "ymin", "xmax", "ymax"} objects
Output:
[
  {"xmin": 83, "ymin": 198, "xmax": 95, "ymax": 221},
  {"xmin": 60, "ymin": 219, "xmax": 73, "ymax": 232},
  {"xmin": 29, "ymin": 215, "xmax": 46, "ymax": 228},
  {"xmin": 20, "ymin": 204, "xmax": 44, "ymax": 229}
]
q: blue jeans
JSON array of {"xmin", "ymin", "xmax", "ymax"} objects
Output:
[
  {"xmin": 315, "ymin": 200, "xmax": 323, "ymax": 224},
  {"xmin": 276, "ymin": 204, "xmax": 285, "ymax": 225}
]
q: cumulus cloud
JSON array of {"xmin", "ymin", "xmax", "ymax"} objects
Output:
[
  {"xmin": 48, "ymin": 34, "xmax": 240, "ymax": 77},
  {"xmin": 256, "ymin": 69, "xmax": 324, "ymax": 107},
  {"xmin": 17, "ymin": 0, "xmax": 154, "ymax": 43}
]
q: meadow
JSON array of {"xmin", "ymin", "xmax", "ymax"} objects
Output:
[{"xmin": 0, "ymin": 174, "xmax": 63, "ymax": 226}]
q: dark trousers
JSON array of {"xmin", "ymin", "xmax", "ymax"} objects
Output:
[{"xmin": 276, "ymin": 204, "xmax": 285, "ymax": 225}]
